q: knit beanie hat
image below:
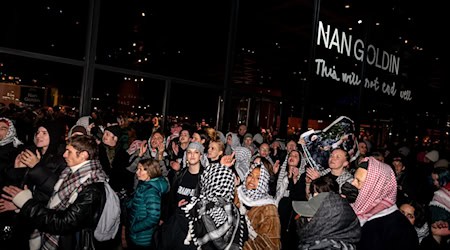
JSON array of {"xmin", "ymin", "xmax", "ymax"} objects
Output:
[
  {"xmin": 434, "ymin": 159, "xmax": 449, "ymax": 168},
  {"xmin": 68, "ymin": 125, "xmax": 87, "ymax": 137},
  {"xmin": 105, "ymin": 125, "xmax": 122, "ymax": 138},
  {"xmin": 253, "ymin": 133, "xmax": 264, "ymax": 145},
  {"xmin": 187, "ymin": 142, "xmax": 204, "ymax": 154},
  {"xmin": 425, "ymin": 150, "xmax": 439, "ymax": 163}
]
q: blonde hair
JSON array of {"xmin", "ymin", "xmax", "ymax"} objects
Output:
[{"xmin": 210, "ymin": 140, "xmax": 225, "ymax": 153}]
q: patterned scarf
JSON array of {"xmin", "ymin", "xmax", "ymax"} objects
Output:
[
  {"xmin": 429, "ymin": 185, "xmax": 450, "ymax": 214},
  {"xmin": 184, "ymin": 164, "xmax": 247, "ymax": 249},
  {"xmin": 351, "ymin": 157, "xmax": 397, "ymax": 225},
  {"xmin": 0, "ymin": 117, "xmax": 23, "ymax": 147},
  {"xmin": 238, "ymin": 163, "xmax": 274, "ymax": 207},
  {"xmin": 233, "ymin": 146, "xmax": 252, "ymax": 181},
  {"xmin": 41, "ymin": 160, "xmax": 108, "ymax": 250}
]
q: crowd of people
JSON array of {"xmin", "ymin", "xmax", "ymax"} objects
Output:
[{"xmin": 0, "ymin": 107, "xmax": 449, "ymax": 250}]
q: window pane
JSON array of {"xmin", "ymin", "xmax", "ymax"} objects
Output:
[
  {"xmin": 0, "ymin": 1, "xmax": 88, "ymax": 59},
  {"xmin": 0, "ymin": 54, "xmax": 83, "ymax": 110},
  {"xmin": 97, "ymin": 0, "xmax": 230, "ymax": 85},
  {"xmin": 168, "ymin": 83, "xmax": 222, "ymax": 128},
  {"xmin": 92, "ymin": 70, "xmax": 165, "ymax": 117}
]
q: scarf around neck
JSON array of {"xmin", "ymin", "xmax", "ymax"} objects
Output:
[
  {"xmin": 41, "ymin": 160, "xmax": 108, "ymax": 249},
  {"xmin": 183, "ymin": 164, "xmax": 247, "ymax": 249}
]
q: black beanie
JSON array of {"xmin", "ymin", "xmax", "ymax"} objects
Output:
[{"xmin": 105, "ymin": 125, "xmax": 122, "ymax": 138}]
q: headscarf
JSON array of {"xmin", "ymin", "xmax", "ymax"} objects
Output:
[
  {"xmin": 351, "ymin": 157, "xmax": 397, "ymax": 225},
  {"xmin": 0, "ymin": 117, "xmax": 23, "ymax": 147},
  {"xmin": 225, "ymin": 132, "xmax": 240, "ymax": 155},
  {"xmin": 233, "ymin": 146, "xmax": 252, "ymax": 181},
  {"xmin": 75, "ymin": 116, "xmax": 93, "ymax": 135},
  {"xmin": 238, "ymin": 162, "xmax": 275, "ymax": 207},
  {"xmin": 34, "ymin": 119, "xmax": 65, "ymax": 158}
]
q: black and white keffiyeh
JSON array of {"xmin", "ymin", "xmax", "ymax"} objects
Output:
[
  {"xmin": 238, "ymin": 163, "xmax": 275, "ymax": 207},
  {"xmin": 184, "ymin": 164, "xmax": 247, "ymax": 249},
  {"xmin": 233, "ymin": 146, "xmax": 252, "ymax": 181},
  {"xmin": 0, "ymin": 117, "xmax": 22, "ymax": 147}
]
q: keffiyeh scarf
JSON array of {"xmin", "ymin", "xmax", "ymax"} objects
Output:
[
  {"xmin": 233, "ymin": 146, "xmax": 252, "ymax": 181},
  {"xmin": 429, "ymin": 185, "xmax": 450, "ymax": 214},
  {"xmin": 184, "ymin": 164, "xmax": 247, "ymax": 249},
  {"xmin": 41, "ymin": 160, "xmax": 108, "ymax": 250},
  {"xmin": 238, "ymin": 163, "xmax": 275, "ymax": 207},
  {"xmin": 351, "ymin": 157, "xmax": 397, "ymax": 225},
  {"xmin": 0, "ymin": 117, "xmax": 22, "ymax": 147}
]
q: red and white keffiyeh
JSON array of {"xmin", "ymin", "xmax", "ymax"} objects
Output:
[{"xmin": 351, "ymin": 157, "xmax": 397, "ymax": 224}]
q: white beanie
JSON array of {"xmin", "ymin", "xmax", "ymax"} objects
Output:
[
  {"xmin": 425, "ymin": 150, "xmax": 439, "ymax": 163},
  {"xmin": 253, "ymin": 133, "xmax": 263, "ymax": 145},
  {"xmin": 434, "ymin": 159, "xmax": 448, "ymax": 168}
]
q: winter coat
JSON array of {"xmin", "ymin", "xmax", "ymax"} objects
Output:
[
  {"xmin": 243, "ymin": 204, "xmax": 281, "ymax": 250},
  {"xmin": 127, "ymin": 177, "xmax": 169, "ymax": 247},
  {"xmin": 20, "ymin": 182, "xmax": 106, "ymax": 250}
]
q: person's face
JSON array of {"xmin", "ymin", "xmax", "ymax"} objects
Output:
[
  {"xmin": 243, "ymin": 137, "xmax": 253, "ymax": 146},
  {"xmin": 431, "ymin": 173, "xmax": 440, "ymax": 188},
  {"xmin": 259, "ymin": 144, "xmax": 270, "ymax": 157},
  {"xmin": 63, "ymin": 144, "xmax": 86, "ymax": 167},
  {"xmin": 358, "ymin": 142, "xmax": 368, "ymax": 155},
  {"xmin": 136, "ymin": 164, "xmax": 150, "ymax": 181},
  {"xmin": 392, "ymin": 160, "xmax": 405, "ymax": 175},
  {"xmin": 328, "ymin": 149, "xmax": 348, "ymax": 169},
  {"xmin": 226, "ymin": 135, "xmax": 233, "ymax": 145},
  {"xmin": 351, "ymin": 167, "xmax": 368, "ymax": 190},
  {"xmin": 179, "ymin": 130, "xmax": 190, "ymax": 144},
  {"xmin": 35, "ymin": 127, "xmax": 50, "ymax": 149},
  {"xmin": 208, "ymin": 142, "xmax": 222, "ymax": 160},
  {"xmin": 0, "ymin": 121, "xmax": 8, "ymax": 140},
  {"xmin": 288, "ymin": 151, "xmax": 300, "ymax": 166},
  {"xmin": 191, "ymin": 132, "xmax": 202, "ymax": 143},
  {"xmin": 170, "ymin": 124, "xmax": 180, "ymax": 135},
  {"xmin": 102, "ymin": 130, "xmax": 117, "ymax": 147},
  {"xmin": 246, "ymin": 167, "xmax": 261, "ymax": 190},
  {"xmin": 286, "ymin": 141, "xmax": 297, "ymax": 153},
  {"xmin": 238, "ymin": 125, "xmax": 247, "ymax": 136},
  {"xmin": 399, "ymin": 204, "xmax": 416, "ymax": 225},
  {"xmin": 187, "ymin": 148, "xmax": 201, "ymax": 166},
  {"xmin": 150, "ymin": 133, "xmax": 164, "ymax": 149}
]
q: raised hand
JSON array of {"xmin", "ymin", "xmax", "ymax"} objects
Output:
[
  {"xmin": 20, "ymin": 149, "xmax": 41, "ymax": 168},
  {"xmin": 306, "ymin": 167, "xmax": 320, "ymax": 181},
  {"xmin": 139, "ymin": 141, "xmax": 148, "ymax": 157},
  {"xmin": 273, "ymin": 160, "xmax": 280, "ymax": 174},
  {"xmin": 221, "ymin": 152, "xmax": 236, "ymax": 167}
]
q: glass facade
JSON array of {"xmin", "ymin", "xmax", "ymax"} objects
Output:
[{"xmin": 0, "ymin": 0, "xmax": 447, "ymax": 146}]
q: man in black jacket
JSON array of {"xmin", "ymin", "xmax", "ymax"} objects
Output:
[{"xmin": 2, "ymin": 135, "xmax": 108, "ymax": 250}]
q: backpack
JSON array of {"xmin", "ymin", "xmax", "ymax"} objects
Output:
[{"xmin": 94, "ymin": 182, "xmax": 121, "ymax": 241}]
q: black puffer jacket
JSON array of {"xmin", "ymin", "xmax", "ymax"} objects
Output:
[{"xmin": 20, "ymin": 182, "xmax": 106, "ymax": 250}]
